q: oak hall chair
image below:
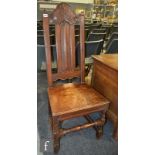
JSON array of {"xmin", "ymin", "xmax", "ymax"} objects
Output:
[{"xmin": 43, "ymin": 3, "xmax": 110, "ymax": 153}]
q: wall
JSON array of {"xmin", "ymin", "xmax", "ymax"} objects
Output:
[
  {"xmin": 37, "ymin": 2, "xmax": 93, "ymax": 21},
  {"xmin": 52, "ymin": 0, "xmax": 93, "ymax": 3}
]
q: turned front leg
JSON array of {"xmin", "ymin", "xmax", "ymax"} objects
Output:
[
  {"xmin": 52, "ymin": 117, "xmax": 60, "ymax": 153},
  {"xmin": 96, "ymin": 111, "xmax": 106, "ymax": 139}
]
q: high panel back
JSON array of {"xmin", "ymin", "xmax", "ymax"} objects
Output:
[{"xmin": 43, "ymin": 3, "xmax": 85, "ymax": 86}]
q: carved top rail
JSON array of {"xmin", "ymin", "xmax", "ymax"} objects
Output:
[{"xmin": 49, "ymin": 3, "xmax": 80, "ymax": 25}]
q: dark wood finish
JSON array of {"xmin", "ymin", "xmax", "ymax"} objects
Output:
[
  {"xmin": 43, "ymin": 3, "xmax": 110, "ymax": 153},
  {"xmin": 43, "ymin": 3, "xmax": 82, "ymax": 86},
  {"xmin": 43, "ymin": 15, "xmax": 52, "ymax": 86},
  {"xmin": 92, "ymin": 54, "xmax": 118, "ymax": 141}
]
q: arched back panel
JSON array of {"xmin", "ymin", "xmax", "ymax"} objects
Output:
[{"xmin": 43, "ymin": 3, "xmax": 85, "ymax": 86}]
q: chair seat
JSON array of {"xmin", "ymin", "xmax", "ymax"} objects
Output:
[{"xmin": 48, "ymin": 83, "xmax": 109, "ymax": 117}]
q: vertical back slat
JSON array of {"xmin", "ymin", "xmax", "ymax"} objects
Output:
[
  {"xmin": 70, "ymin": 25, "xmax": 76, "ymax": 70},
  {"xmin": 55, "ymin": 24, "xmax": 62, "ymax": 73},
  {"xmin": 65, "ymin": 23, "xmax": 71, "ymax": 71},
  {"xmin": 60, "ymin": 24, "xmax": 65, "ymax": 71},
  {"xmin": 80, "ymin": 15, "xmax": 85, "ymax": 83},
  {"xmin": 61, "ymin": 23, "xmax": 69, "ymax": 71},
  {"xmin": 43, "ymin": 14, "xmax": 53, "ymax": 86}
]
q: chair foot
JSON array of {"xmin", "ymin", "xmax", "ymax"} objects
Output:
[
  {"xmin": 52, "ymin": 117, "xmax": 61, "ymax": 153},
  {"xmin": 96, "ymin": 126, "xmax": 103, "ymax": 139},
  {"xmin": 53, "ymin": 136, "xmax": 60, "ymax": 153}
]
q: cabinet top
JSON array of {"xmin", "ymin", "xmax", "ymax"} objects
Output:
[{"xmin": 93, "ymin": 54, "xmax": 118, "ymax": 71}]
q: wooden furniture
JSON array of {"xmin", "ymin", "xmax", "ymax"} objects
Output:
[
  {"xmin": 43, "ymin": 3, "xmax": 110, "ymax": 153},
  {"xmin": 92, "ymin": 54, "xmax": 118, "ymax": 140}
]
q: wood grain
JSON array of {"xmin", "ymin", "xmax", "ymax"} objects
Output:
[
  {"xmin": 92, "ymin": 54, "xmax": 118, "ymax": 140},
  {"xmin": 48, "ymin": 83, "xmax": 109, "ymax": 117}
]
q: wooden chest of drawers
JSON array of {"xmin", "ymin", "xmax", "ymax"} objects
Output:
[{"xmin": 92, "ymin": 54, "xmax": 118, "ymax": 140}]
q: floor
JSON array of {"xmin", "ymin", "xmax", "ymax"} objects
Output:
[{"xmin": 37, "ymin": 72, "xmax": 118, "ymax": 155}]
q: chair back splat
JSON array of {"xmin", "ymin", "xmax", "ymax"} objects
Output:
[{"xmin": 43, "ymin": 3, "xmax": 85, "ymax": 87}]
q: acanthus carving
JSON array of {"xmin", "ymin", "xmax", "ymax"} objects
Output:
[{"xmin": 49, "ymin": 3, "xmax": 80, "ymax": 25}]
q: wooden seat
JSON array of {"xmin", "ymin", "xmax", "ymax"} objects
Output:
[
  {"xmin": 48, "ymin": 83, "xmax": 109, "ymax": 117},
  {"xmin": 43, "ymin": 3, "xmax": 110, "ymax": 153}
]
